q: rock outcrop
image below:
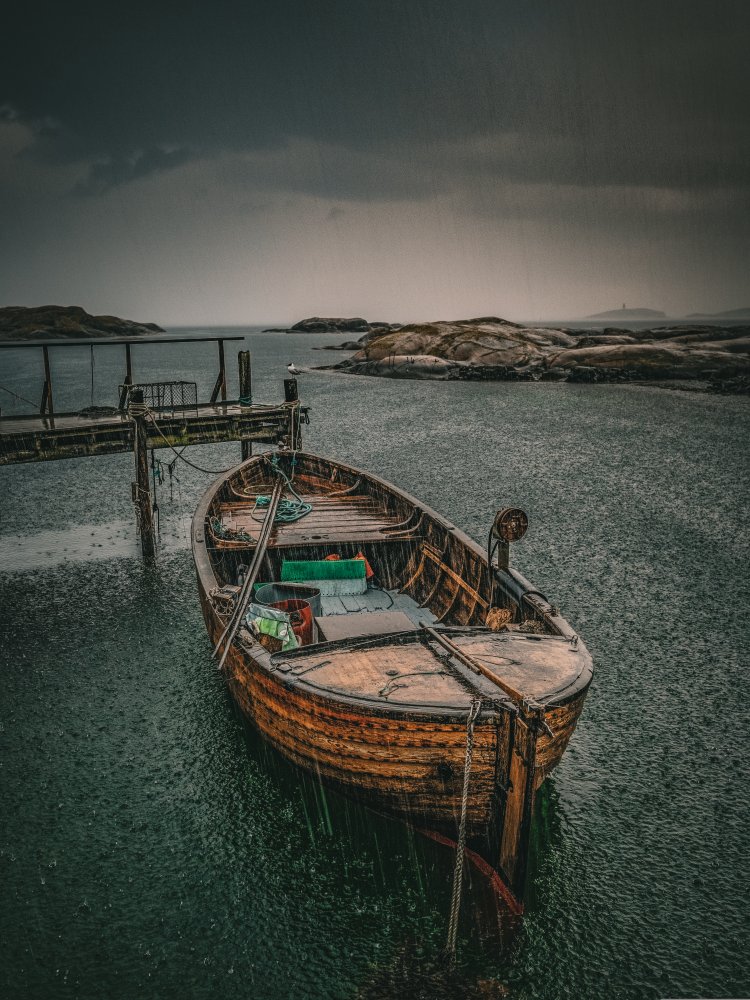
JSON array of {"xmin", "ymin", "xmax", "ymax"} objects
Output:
[
  {"xmin": 349, "ymin": 317, "xmax": 577, "ymax": 365},
  {"xmin": 317, "ymin": 317, "xmax": 750, "ymax": 392},
  {"xmin": 547, "ymin": 328, "xmax": 750, "ymax": 380},
  {"xmin": 0, "ymin": 305, "xmax": 164, "ymax": 341},
  {"xmin": 264, "ymin": 316, "xmax": 401, "ymax": 335}
]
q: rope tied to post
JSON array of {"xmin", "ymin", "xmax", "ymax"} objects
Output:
[{"xmin": 444, "ymin": 696, "xmax": 483, "ymax": 965}]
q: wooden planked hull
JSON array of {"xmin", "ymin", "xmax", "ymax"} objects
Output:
[
  {"xmin": 193, "ymin": 451, "xmax": 593, "ymax": 905},
  {"xmin": 200, "ymin": 588, "xmax": 501, "ymax": 837}
]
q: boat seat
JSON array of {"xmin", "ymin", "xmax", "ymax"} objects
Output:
[{"xmin": 315, "ymin": 610, "xmax": 417, "ymax": 643}]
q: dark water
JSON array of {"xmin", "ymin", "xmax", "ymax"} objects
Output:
[{"xmin": 1, "ymin": 330, "xmax": 749, "ymax": 999}]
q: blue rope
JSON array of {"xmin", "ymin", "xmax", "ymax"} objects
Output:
[
  {"xmin": 254, "ymin": 494, "xmax": 312, "ymax": 522},
  {"xmin": 256, "ymin": 453, "xmax": 311, "ymax": 523}
]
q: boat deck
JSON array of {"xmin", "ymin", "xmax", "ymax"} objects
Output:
[
  {"xmin": 214, "ymin": 493, "xmax": 416, "ymax": 547},
  {"xmin": 271, "ymin": 613, "xmax": 586, "ymax": 710}
]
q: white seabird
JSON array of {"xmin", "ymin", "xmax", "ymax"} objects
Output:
[{"xmin": 287, "ymin": 363, "xmax": 301, "ymax": 375}]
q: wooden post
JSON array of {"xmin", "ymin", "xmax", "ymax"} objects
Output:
[
  {"xmin": 129, "ymin": 389, "xmax": 157, "ymax": 561},
  {"xmin": 118, "ymin": 343, "xmax": 134, "ymax": 410},
  {"xmin": 218, "ymin": 339, "xmax": 227, "ymax": 408},
  {"xmin": 239, "ymin": 350, "xmax": 252, "ymax": 461},
  {"xmin": 283, "ymin": 378, "xmax": 299, "ymax": 449},
  {"xmin": 210, "ymin": 340, "xmax": 228, "ymax": 408},
  {"xmin": 41, "ymin": 345, "xmax": 54, "ymax": 427}
]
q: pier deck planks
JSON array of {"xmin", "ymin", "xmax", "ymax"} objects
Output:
[{"xmin": 0, "ymin": 403, "xmax": 302, "ymax": 465}]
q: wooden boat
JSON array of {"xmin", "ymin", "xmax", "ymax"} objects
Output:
[{"xmin": 192, "ymin": 450, "xmax": 592, "ymax": 910}]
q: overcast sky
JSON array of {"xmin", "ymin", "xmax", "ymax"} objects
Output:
[{"xmin": 1, "ymin": 1, "xmax": 747, "ymax": 324}]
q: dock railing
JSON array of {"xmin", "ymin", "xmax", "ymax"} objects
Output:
[{"xmin": 0, "ymin": 335, "xmax": 305, "ymax": 559}]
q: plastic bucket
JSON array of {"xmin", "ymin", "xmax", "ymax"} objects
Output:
[
  {"xmin": 255, "ymin": 582, "xmax": 322, "ymax": 618},
  {"xmin": 270, "ymin": 599, "xmax": 314, "ymax": 646}
]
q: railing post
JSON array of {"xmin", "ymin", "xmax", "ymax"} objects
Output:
[
  {"xmin": 118, "ymin": 343, "xmax": 133, "ymax": 410},
  {"xmin": 239, "ymin": 350, "xmax": 252, "ymax": 461},
  {"xmin": 40, "ymin": 345, "xmax": 54, "ymax": 427},
  {"xmin": 219, "ymin": 339, "xmax": 227, "ymax": 409}
]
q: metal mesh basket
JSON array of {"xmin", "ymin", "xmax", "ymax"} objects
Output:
[{"xmin": 119, "ymin": 381, "xmax": 198, "ymax": 416}]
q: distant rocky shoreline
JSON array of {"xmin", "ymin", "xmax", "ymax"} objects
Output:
[
  {"xmin": 0, "ymin": 305, "xmax": 164, "ymax": 341},
  {"xmin": 313, "ymin": 317, "xmax": 750, "ymax": 395}
]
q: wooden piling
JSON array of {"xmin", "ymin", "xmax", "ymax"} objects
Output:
[
  {"xmin": 283, "ymin": 378, "xmax": 301, "ymax": 449},
  {"xmin": 239, "ymin": 351, "xmax": 252, "ymax": 461},
  {"xmin": 129, "ymin": 389, "xmax": 157, "ymax": 561}
]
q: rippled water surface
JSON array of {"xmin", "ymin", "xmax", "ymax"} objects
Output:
[{"xmin": 1, "ymin": 330, "xmax": 748, "ymax": 999}]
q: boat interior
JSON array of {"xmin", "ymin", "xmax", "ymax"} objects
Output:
[{"xmin": 203, "ymin": 452, "xmax": 586, "ymax": 709}]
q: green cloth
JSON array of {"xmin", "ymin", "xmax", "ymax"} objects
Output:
[{"xmin": 245, "ymin": 602, "xmax": 299, "ymax": 651}]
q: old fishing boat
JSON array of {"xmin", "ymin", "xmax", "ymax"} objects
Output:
[{"xmin": 192, "ymin": 450, "xmax": 592, "ymax": 909}]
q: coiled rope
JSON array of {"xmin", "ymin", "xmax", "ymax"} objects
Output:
[
  {"xmin": 251, "ymin": 457, "xmax": 311, "ymax": 523},
  {"xmin": 445, "ymin": 697, "xmax": 483, "ymax": 965}
]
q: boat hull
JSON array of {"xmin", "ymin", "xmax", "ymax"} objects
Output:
[{"xmin": 193, "ymin": 451, "xmax": 593, "ymax": 905}]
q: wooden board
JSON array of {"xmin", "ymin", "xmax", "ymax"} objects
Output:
[{"xmin": 316, "ymin": 610, "xmax": 417, "ymax": 643}]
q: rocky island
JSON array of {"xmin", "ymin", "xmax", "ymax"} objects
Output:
[
  {"xmin": 264, "ymin": 316, "xmax": 401, "ymax": 337},
  {"xmin": 0, "ymin": 305, "xmax": 164, "ymax": 341},
  {"xmin": 586, "ymin": 307, "xmax": 666, "ymax": 320},
  {"xmin": 316, "ymin": 316, "xmax": 750, "ymax": 393}
]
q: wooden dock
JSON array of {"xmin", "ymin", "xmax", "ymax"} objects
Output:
[
  {"xmin": 0, "ymin": 334, "xmax": 306, "ymax": 558},
  {"xmin": 0, "ymin": 401, "xmax": 302, "ymax": 465}
]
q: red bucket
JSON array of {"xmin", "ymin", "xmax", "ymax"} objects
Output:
[{"xmin": 270, "ymin": 599, "xmax": 314, "ymax": 646}]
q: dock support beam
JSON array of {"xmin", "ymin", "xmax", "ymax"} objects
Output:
[
  {"xmin": 129, "ymin": 389, "xmax": 157, "ymax": 561},
  {"xmin": 239, "ymin": 350, "xmax": 252, "ymax": 461}
]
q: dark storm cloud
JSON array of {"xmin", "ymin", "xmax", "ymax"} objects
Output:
[{"xmin": 2, "ymin": 0, "xmax": 748, "ymax": 197}]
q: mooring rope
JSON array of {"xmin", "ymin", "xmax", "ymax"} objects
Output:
[
  {"xmin": 142, "ymin": 408, "xmax": 239, "ymax": 475},
  {"xmin": 445, "ymin": 697, "xmax": 483, "ymax": 965}
]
